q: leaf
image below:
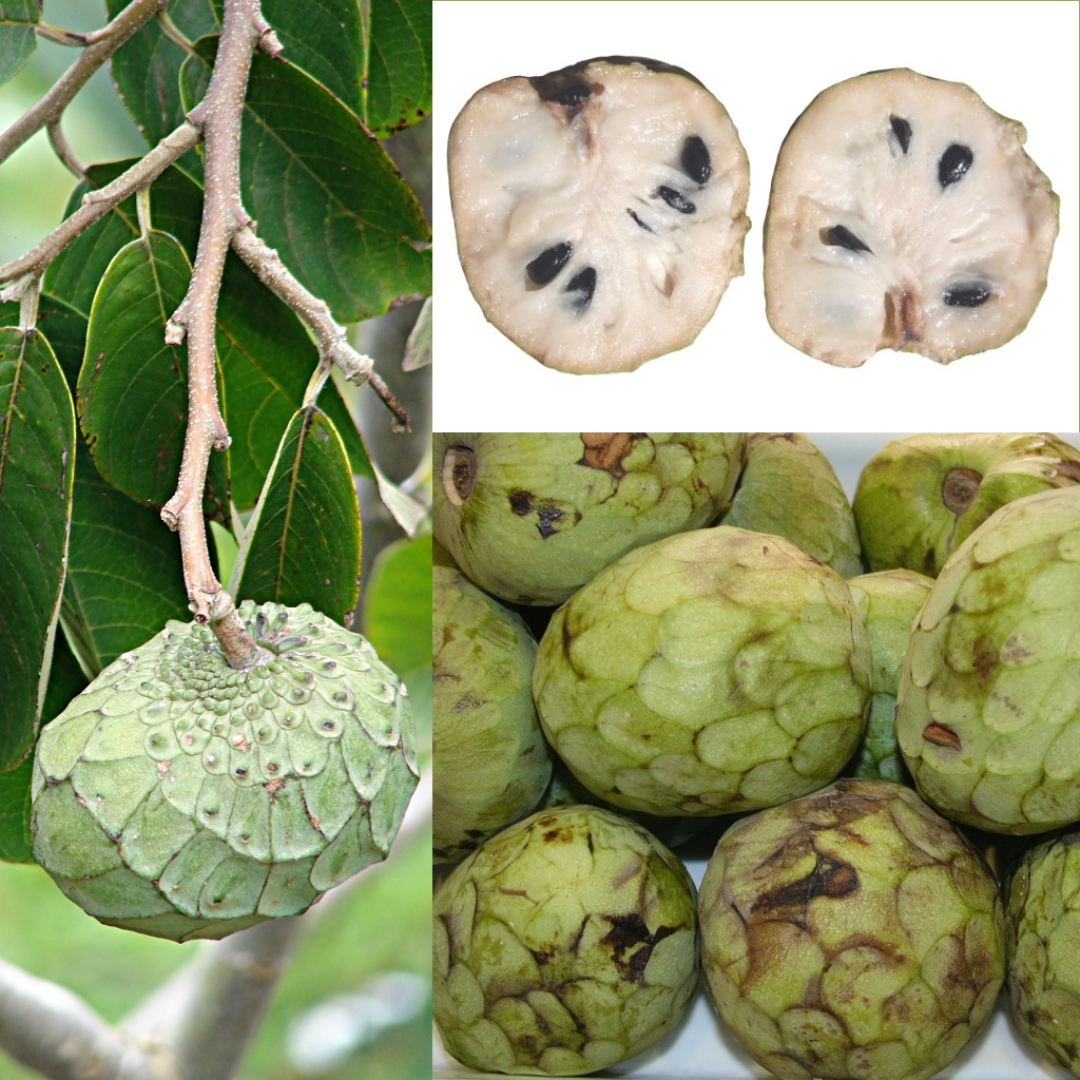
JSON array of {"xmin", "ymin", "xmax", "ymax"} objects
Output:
[
  {"xmin": 78, "ymin": 231, "xmax": 192, "ymax": 507},
  {"xmin": 371, "ymin": 457, "xmax": 427, "ymax": 538},
  {"xmin": 0, "ymin": 0, "xmax": 39, "ymax": 88},
  {"xmin": 105, "ymin": 0, "xmax": 218, "ymax": 180},
  {"xmin": 181, "ymin": 39, "xmax": 431, "ymax": 322},
  {"xmin": 0, "ymin": 327, "xmax": 76, "ymax": 770},
  {"xmin": 45, "ymin": 162, "xmax": 203, "ymax": 317},
  {"xmin": 402, "ymin": 296, "xmax": 430, "ymax": 371},
  {"xmin": 233, "ymin": 406, "xmax": 360, "ymax": 626},
  {"xmin": 361, "ymin": 533, "xmax": 431, "ymax": 677},
  {"xmin": 1, "ymin": 294, "xmax": 88, "ymax": 390},
  {"xmin": 62, "ymin": 437, "xmax": 189, "ymax": 673},
  {"xmin": 366, "ymin": 0, "xmax": 431, "ymax": 136}
]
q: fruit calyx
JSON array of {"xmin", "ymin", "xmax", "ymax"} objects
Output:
[
  {"xmin": 442, "ymin": 446, "xmax": 477, "ymax": 505},
  {"xmin": 942, "ymin": 467, "xmax": 982, "ymax": 515}
]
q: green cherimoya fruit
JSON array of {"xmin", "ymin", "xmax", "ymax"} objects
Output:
[
  {"xmin": 846, "ymin": 569, "xmax": 933, "ymax": 782},
  {"xmin": 434, "ymin": 432, "xmax": 746, "ymax": 605},
  {"xmin": 433, "ymin": 561, "xmax": 552, "ymax": 863},
  {"xmin": 532, "ymin": 527, "xmax": 872, "ymax": 817},
  {"xmin": 698, "ymin": 778, "xmax": 1005, "ymax": 1080},
  {"xmin": 718, "ymin": 432, "xmax": 863, "ymax": 578},
  {"xmin": 896, "ymin": 485, "xmax": 1080, "ymax": 834},
  {"xmin": 853, "ymin": 432, "xmax": 1080, "ymax": 577},
  {"xmin": 1004, "ymin": 831, "xmax": 1080, "ymax": 1076},
  {"xmin": 30, "ymin": 601, "xmax": 418, "ymax": 942},
  {"xmin": 433, "ymin": 804, "xmax": 698, "ymax": 1076}
]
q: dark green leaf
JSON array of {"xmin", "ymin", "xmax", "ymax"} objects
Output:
[
  {"xmin": 0, "ymin": 0, "xmax": 39, "ymax": 89},
  {"xmin": 78, "ymin": 231, "xmax": 192, "ymax": 507},
  {"xmin": 181, "ymin": 39, "xmax": 431, "ymax": 321},
  {"xmin": 361, "ymin": 533, "xmax": 431, "ymax": 677},
  {"xmin": 0, "ymin": 327, "xmax": 76, "ymax": 770},
  {"xmin": 44, "ymin": 162, "xmax": 203, "ymax": 316},
  {"xmin": 366, "ymin": 0, "xmax": 431, "ymax": 136},
  {"xmin": 1, "ymin": 296, "xmax": 90, "ymax": 391},
  {"xmin": 233, "ymin": 407, "xmax": 360, "ymax": 625},
  {"xmin": 63, "ymin": 437, "xmax": 189, "ymax": 673},
  {"xmin": 105, "ymin": 0, "xmax": 217, "ymax": 180}
]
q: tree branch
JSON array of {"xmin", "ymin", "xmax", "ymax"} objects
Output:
[
  {"xmin": 159, "ymin": 0, "xmax": 269, "ymax": 669},
  {"xmin": 46, "ymin": 121, "xmax": 86, "ymax": 179},
  {"xmin": 230, "ymin": 226, "xmax": 411, "ymax": 431},
  {"xmin": 0, "ymin": 0, "xmax": 167, "ymax": 168}
]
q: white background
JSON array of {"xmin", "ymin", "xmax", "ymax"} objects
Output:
[{"xmin": 432, "ymin": 1, "xmax": 1079, "ymax": 431}]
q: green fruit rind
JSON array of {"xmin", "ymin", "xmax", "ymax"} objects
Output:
[
  {"xmin": 1004, "ymin": 832, "xmax": 1080, "ymax": 1075},
  {"xmin": 433, "ymin": 564, "xmax": 551, "ymax": 863},
  {"xmin": 719, "ymin": 432, "xmax": 863, "ymax": 578},
  {"xmin": 31, "ymin": 601, "xmax": 419, "ymax": 942},
  {"xmin": 853, "ymin": 433, "xmax": 1080, "ymax": 578},
  {"xmin": 896, "ymin": 486, "xmax": 1080, "ymax": 834},
  {"xmin": 433, "ymin": 805, "xmax": 699, "ymax": 1076},
  {"xmin": 533, "ymin": 527, "xmax": 872, "ymax": 817},
  {"xmin": 847, "ymin": 570, "xmax": 933, "ymax": 782},
  {"xmin": 698, "ymin": 779, "xmax": 1005, "ymax": 1080},
  {"xmin": 433, "ymin": 433, "xmax": 746, "ymax": 606}
]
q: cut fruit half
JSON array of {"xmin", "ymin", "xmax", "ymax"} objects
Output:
[{"xmin": 448, "ymin": 56, "xmax": 750, "ymax": 374}]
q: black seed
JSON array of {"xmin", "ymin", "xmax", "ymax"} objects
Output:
[
  {"xmin": 656, "ymin": 186, "xmax": 695, "ymax": 214},
  {"xmin": 890, "ymin": 116, "xmax": 912, "ymax": 154},
  {"xmin": 526, "ymin": 242, "xmax": 573, "ymax": 286},
  {"xmin": 680, "ymin": 135, "xmax": 711, "ymax": 185},
  {"xmin": 822, "ymin": 225, "xmax": 872, "ymax": 254},
  {"xmin": 627, "ymin": 209, "xmax": 653, "ymax": 233},
  {"xmin": 564, "ymin": 267, "xmax": 597, "ymax": 313},
  {"xmin": 938, "ymin": 143, "xmax": 973, "ymax": 188},
  {"xmin": 943, "ymin": 283, "xmax": 992, "ymax": 307},
  {"xmin": 551, "ymin": 81, "xmax": 591, "ymax": 107}
]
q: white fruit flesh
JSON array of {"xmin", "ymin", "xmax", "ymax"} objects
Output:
[
  {"xmin": 765, "ymin": 69, "xmax": 1059, "ymax": 367},
  {"xmin": 449, "ymin": 58, "xmax": 750, "ymax": 374}
]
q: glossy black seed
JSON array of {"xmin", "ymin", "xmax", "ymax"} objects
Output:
[
  {"xmin": 938, "ymin": 144, "xmax": 973, "ymax": 188},
  {"xmin": 565, "ymin": 267, "xmax": 597, "ymax": 314},
  {"xmin": 890, "ymin": 116, "xmax": 912, "ymax": 154},
  {"xmin": 526, "ymin": 242, "xmax": 573, "ymax": 286},
  {"xmin": 823, "ymin": 225, "xmax": 872, "ymax": 254},
  {"xmin": 657, "ymin": 186, "xmax": 695, "ymax": 214},
  {"xmin": 627, "ymin": 209, "xmax": 653, "ymax": 233},
  {"xmin": 681, "ymin": 136, "xmax": 711, "ymax": 185},
  {"xmin": 943, "ymin": 283, "xmax": 992, "ymax": 307}
]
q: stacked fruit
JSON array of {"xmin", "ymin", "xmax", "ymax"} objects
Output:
[{"xmin": 432, "ymin": 432, "xmax": 1080, "ymax": 1080}]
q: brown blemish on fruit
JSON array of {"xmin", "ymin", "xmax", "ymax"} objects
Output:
[
  {"xmin": 881, "ymin": 286, "xmax": 921, "ymax": 348},
  {"xmin": 509, "ymin": 490, "xmax": 534, "ymax": 516},
  {"xmin": 580, "ymin": 433, "xmax": 641, "ymax": 478},
  {"xmin": 442, "ymin": 446, "xmax": 476, "ymax": 505},
  {"xmin": 923, "ymin": 723, "xmax": 962, "ymax": 750},
  {"xmin": 543, "ymin": 827, "xmax": 575, "ymax": 844},
  {"xmin": 752, "ymin": 853, "xmax": 859, "ymax": 913},
  {"xmin": 942, "ymin": 467, "xmax": 982, "ymax": 515},
  {"xmin": 601, "ymin": 912, "xmax": 675, "ymax": 982},
  {"xmin": 535, "ymin": 503, "xmax": 564, "ymax": 538}
]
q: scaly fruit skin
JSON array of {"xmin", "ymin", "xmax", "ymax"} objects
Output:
[
  {"xmin": 433, "ymin": 563, "xmax": 551, "ymax": 863},
  {"xmin": 853, "ymin": 433, "xmax": 1080, "ymax": 578},
  {"xmin": 433, "ymin": 805, "xmax": 698, "ymax": 1076},
  {"xmin": 1004, "ymin": 832, "xmax": 1080, "ymax": 1077},
  {"xmin": 434, "ymin": 432, "xmax": 746, "ymax": 606},
  {"xmin": 698, "ymin": 779, "xmax": 1005, "ymax": 1080},
  {"xmin": 31, "ymin": 601, "xmax": 418, "ymax": 942},
  {"xmin": 847, "ymin": 570, "xmax": 933, "ymax": 782},
  {"xmin": 896, "ymin": 486, "xmax": 1080, "ymax": 834},
  {"xmin": 532, "ymin": 527, "xmax": 871, "ymax": 816},
  {"xmin": 718, "ymin": 432, "xmax": 863, "ymax": 578}
]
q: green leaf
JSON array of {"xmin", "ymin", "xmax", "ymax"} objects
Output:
[
  {"xmin": 44, "ymin": 162, "xmax": 203, "ymax": 317},
  {"xmin": 105, "ymin": 0, "xmax": 218, "ymax": 180},
  {"xmin": 366, "ymin": 0, "xmax": 431, "ymax": 136},
  {"xmin": 0, "ymin": 327, "xmax": 76, "ymax": 770},
  {"xmin": 2, "ymin": 296, "xmax": 89, "ymax": 390},
  {"xmin": 78, "ymin": 231, "xmax": 192, "ymax": 507},
  {"xmin": 233, "ymin": 407, "xmax": 361, "ymax": 626},
  {"xmin": 181, "ymin": 39, "xmax": 431, "ymax": 321},
  {"xmin": 63, "ymin": 437, "xmax": 189, "ymax": 673},
  {"xmin": 402, "ymin": 296, "xmax": 430, "ymax": 371},
  {"xmin": 0, "ymin": 0, "xmax": 39, "ymax": 88},
  {"xmin": 361, "ymin": 533, "xmax": 431, "ymax": 677}
]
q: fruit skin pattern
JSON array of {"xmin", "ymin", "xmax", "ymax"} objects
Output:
[
  {"xmin": 433, "ymin": 805, "xmax": 699, "ymax": 1076},
  {"xmin": 434, "ymin": 432, "xmax": 746, "ymax": 606},
  {"xmin": 896, "ymin": 486, "xmax": 1080, "ymax": 834},
  {"xmin": 31, "ymin": 601, "xmax": 418, "ymax": 942},
  {"xmin": 698, "ymin": 778, "xmax": 1005, "ymax": 1080},
  {"xmin": 532, "ymin": 526, "xmax": 871, "ymax": 817},
  {"xmin": 1004, "ymin": 831, "xmax": 1080, "ymax": 1077}
]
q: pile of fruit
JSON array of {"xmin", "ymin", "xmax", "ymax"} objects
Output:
[{"xmin": 432, "ymin": 433, "xmax": 1080, "ymax": 1080}]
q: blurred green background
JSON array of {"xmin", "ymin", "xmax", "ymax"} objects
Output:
[{"xmin": 0, "ymin": 4, "xmax": 433, "ymax": 1078}]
